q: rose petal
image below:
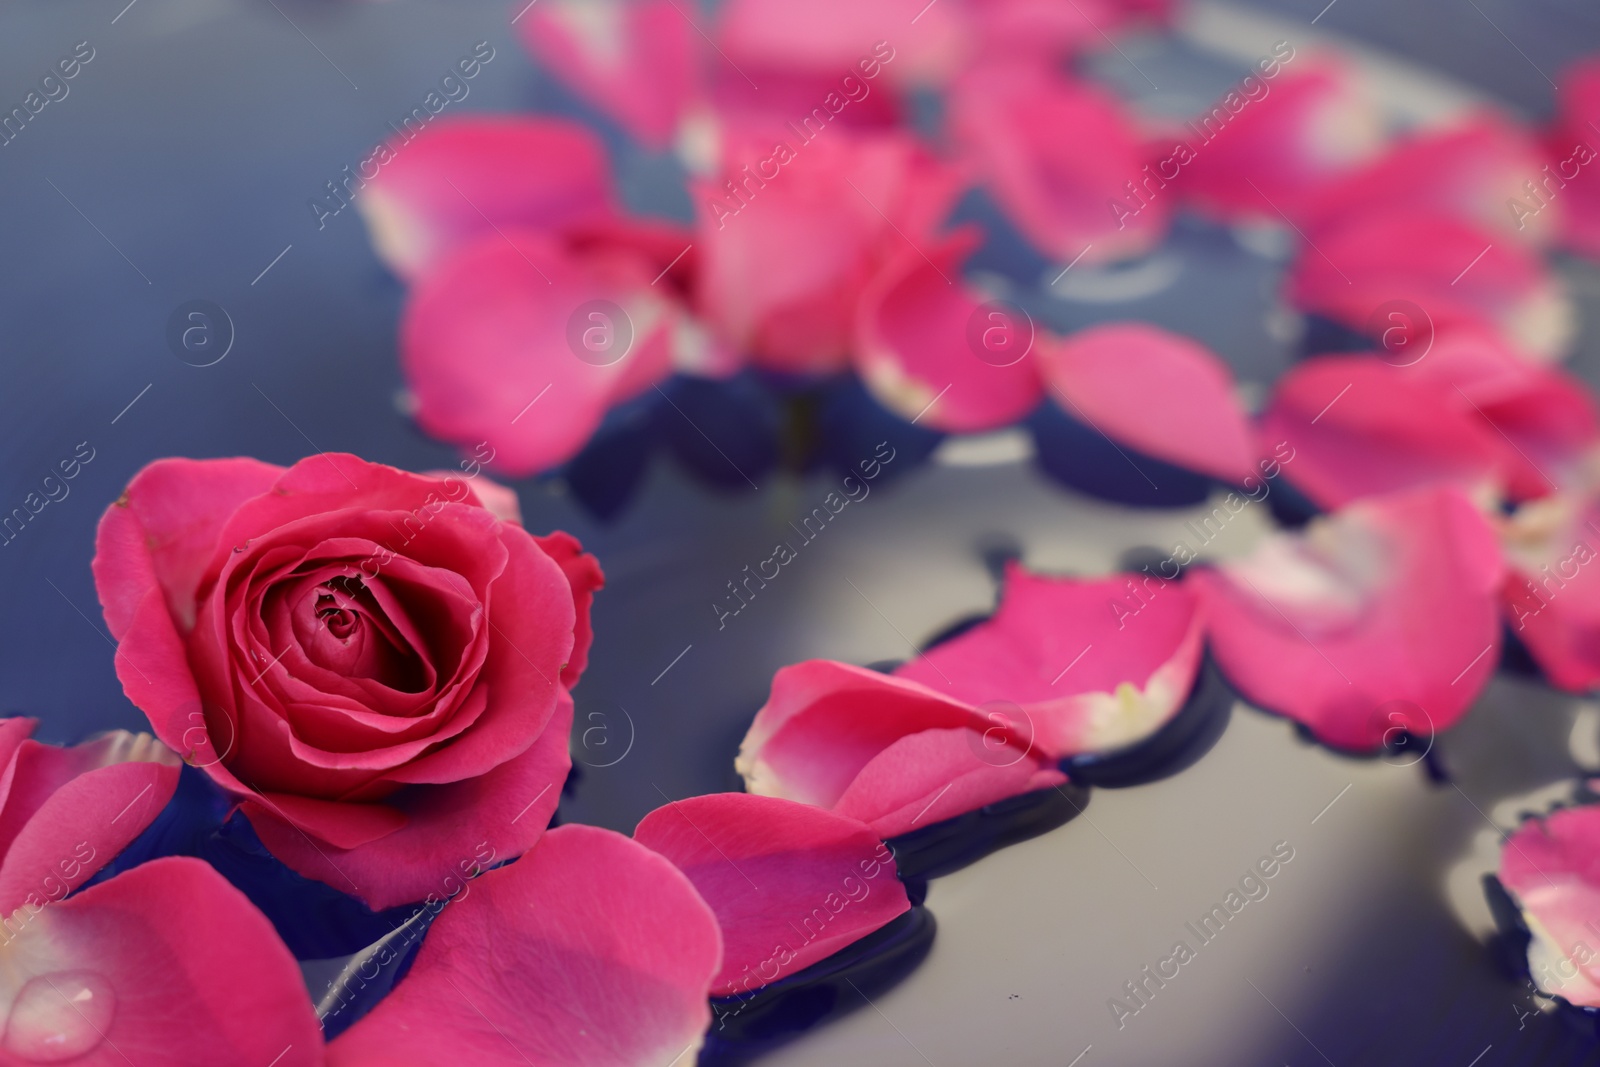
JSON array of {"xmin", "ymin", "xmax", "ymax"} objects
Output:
[
  {"xmin": 949, "ymin": 62, "xmax": 1168, "ymax": 262},
  {"xmin": 401, "ymin": 229, "xmax": 675, "ymax": 476},
  {"xmin": 894, "ymin": 563, "xmax": 1205, "ymax": 757},
  {"xmin": 634, "ymin": 793, "xmax": 908, "ymax": 995},
  {"xmin": 518, "ymin": 0, "xmax": 697, "ymax": 148},
  {"xmin": 422, "ymin": 470, "xmax": 523, "ymax": 526},
  {"xmin": 1191, "ymin": 486, "xmax": 1503, "ymax": 750},
  {"xmin": 327, "ymin": 824, "xmax": 721, "ymax": 1067},
  {"xmin": 853, "ymin": 229, "xmax": 1043, "ymax": 432},
  {"xmin": 357, "ymin": 115, "xmax": 614, "ymax": 281},
  {"xmin": 1300, "ymin": 112, "xmax": 1562, "ymax": 245},
  {"xmin": 246, "ymin": 692, "xmax": 573, "ymax": 910},
  {"xmin": 1258, "ymin": 354, "xmax": 1507, "ymax": 509},
  {"xmin": 93, "ymin": 457, "xmax": 283, "ymax": 635},
  {"xmin": 0, "ymin": 756, "xmax": 179, "ymax": 917},
  {"xmin": 1498, "ymin": 804, "xmax": 1600, "ymax": 1006},
  {"xmin": 1403, "ymin": 329, "xmax": 1599, "ymax": 500},
  {"xmin": 0, "ymin": 732, "xmax": 180, "ymax": 916},
  {"xmin": 1038, "ymin": 323, "xmax": 1256, "ymax": 483},
  {"xmin": 736, "ymin": 660, "xmax": 999, "ymax": 807},
  {"xmin": 1501, "ymin": 491, "xmax": 1600, "ymax": 693},
  {"xmin": 0, "ymin": 856, "xmax": 323, "ymax": 1067},
  {"xmin": 1550, "ymin": 57, "xmax": 1600, "ymax": 259},
  {"xmin": 1171, "ymin": 55, "xmax": 1383, "ymax": 222},
  {"xmin": 833, "ymin": 726, "xmax": 1067, "ymax": 838},
  {"xmin": 694, "ymin": 129, "xmax": 965, "ymax": 373},
  {"xmin": 532, "ymin": 531, "xmax": 605, "ymax": 689},
  {"xmin": 968, "ymin": 0, "xmax": 1174, "ymax": 61},
  {"xmin": 718, "ymin": 1, "xmax": 964, "ymax": 87},
  {"xmin": 0, "ymin": 719, "xmax": 37, "ymax": 781},
  {"xmin": 1288, "ymin": 210, "xmax": 1574, "ymax": 361}
]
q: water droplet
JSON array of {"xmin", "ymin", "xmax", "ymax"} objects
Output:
[{"xmin": 3, "ymin": 971, "xmax": 115, "ymax": 1062}]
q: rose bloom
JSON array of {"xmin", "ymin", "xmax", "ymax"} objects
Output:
[{"xmin": 93, "ymin": 452, "xmax": 601, "ymax": 909}]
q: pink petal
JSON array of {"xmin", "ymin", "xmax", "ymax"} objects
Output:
[
  {"xmin": 717, "ymin": 1, "xmax": 965, "ymax": 87},
  {"xmin": 949, "ymin": 62, "xmax": 1168, "ymax": 262},
  {"xmin": 853, "ymin": 229, "xmax": 1043, "ymax": 432},
  {"xmin": 705, "ymin": 65, "xmax": 908, "ymax": 149},
  {"xmin": 1191, "ymin": 486, "xmax": 1504, "ymax": 750},
  {"xmin": 422, "ymin": 471, "xmax": 523, "ymax": 525},
  {"xmin": 518, "ymin": 0, "xmax": 697, "ymax": 148},
  {"xmin": 1498, "ymin": 804, "xmax": 1600, "ymax": 1007},
  {"xmin": 693, "ymin": 129, "xmax": 965, "ymax": 373},
  {"xmin": 357, "ymin": 116, "xmax": 615, "ymax": 281},
  {"xmin": 327, "ymin": 824, "xmax": 721, "ymax": 1067},
  {"xmin": 1171, "ymin": 55, "xmax": 1383, "ymax": 222},
  {"xmin": 1038, "ymin": 323, "xmax": 1256, "ymax": 483},
  {"xmin": 736, "ymin": 660, "xmax": 998, "ymax": 808},
  {"xmin": 93, "ymin": 457, "xmax": 283, "ymax": 635},
  {"xmin": 1257, "ymin": 354, "xmax": 1507, "ymax": 509},
  {"xmin": 832, "ymin": 727, "xmax": 1067, "ymax": 838},
  {"xmin": 1394, "ymin": 328, "xmax": 1598, "ymax": 500},
  {"xmin": 967, "ymin": 0, "xmax": 1174, "ymax": 61},
  {"xmin": 634, "ymin": 793, "xmax": 908, "ymax": 995},
  {"xmin": 0, "ymin": 719, "xmax": 37, "ymax": 779},
  {"xmin": 0, "ymin": 734, "xmax": 180, "ymax": 915},
  {"xmin": 400, "ymin": 229, "xmax": 675, "ymax": 476},
  {"xmin": 532, "ymin": 531, "xmax": 605, "ymax": 689},
  {"xmin": 1288, "ymin": 210, "xmax": 1574, "ymax": 361},
  {"xmin": 0, "ymin": 856, "xmax": 323, "ymax": 1066},
  {"xmin": 246, "ymin": 690, "xmax": 573, "ymax": 911},
  {"xmin": 1300, "ymin": 112, "xmax": 1563, "ymax": 245},
  {"xmin": 1550, "ymin": 57, "xmax": 1600, "ymax": 259},
  {"xmin": 1501, "ymin": 491, "xmax": 1600, "ymax": 692},
  {"xmin": 894, "ymin": 562, "xmax": 1205, "ymax": 757}
]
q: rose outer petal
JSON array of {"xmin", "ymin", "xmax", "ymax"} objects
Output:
[
  {"xmin": 532, "ymin": 531, "xmax": 605, "ymax": 689},
  {"xmin": 245, "ymin": 692, "xmax": 573, "ymax": 911},
  {"xmin": 327, "ymin": 824, "xmax": 722, "ymax": 1067},
  {"xmin": 93, "ymin": 456, "xmax": 284, "ymax": 635}
]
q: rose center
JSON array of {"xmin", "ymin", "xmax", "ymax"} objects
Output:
[{"xmin": 317, "ymin": 594, "xmax": 360, "ymax": 640}]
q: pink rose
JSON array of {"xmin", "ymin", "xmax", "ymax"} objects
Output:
[{"xmin": 92, "ymin": 453, "xmax": 601, "ymax": 910}]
